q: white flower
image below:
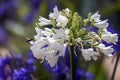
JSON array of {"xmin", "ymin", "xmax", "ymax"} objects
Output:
[
  {"xmin": 31, "ymin": 36, "xmax": 67, "ymax": 67},
  {"xmin": 82, "ymin": 48, "xmax": 100, "ymax": 61},
  {"xmin": 34, "ymin": 27, "xmax": 53, "ymax": 40},
  {"xmin": 82, "ymin": 48, "xmax": 94, "ymax": 61},
  {"xmin": 53, "ymin": 28, "xmax": 69, "ymax": 43},
  {"xmin": 30, "ymin": 37, "xmax": 49, "ymax": 60},
  {"xmin": 49, "ymin": 6, "xmax": 59, "ymax": 19},
  {"xmin": 31, "ymin": 27, "xmax": 68, "ymax": 67},
  {"xmin": 94, "ymin": 20, "xmax": 109, "ymax": 28},
  {"xmin": 45, "ymin": 37, "xmax": 67, "ymax": 67},
  {"xmin": 92, "ymin": 52, "xmax": 100, "ymax": 60},
  {"xmin": 56, "ymin": 15, "xmax": 68, "ymax": 27},
  {"xmin": 64, "ymin": 8, "xmax": 70, "ymax": 17},
  {"xmin": 49, "ymin": 6, "xmax": 68, "ymax": 27},
  {"xmin": 45, "ymin": 51, "xmax": 59, "ymax": 67},
  {"xmin": 90, "ymin": 12, "xmax": 109, "ymax": 29},
  {"xmin": 64, "ymin": 28, "xmax": 70, "ymax": 39},
  {"xmin": 38, "ymin": 16, "xmax": 51, "ymax": 26},
  {"xmin": 91, "ymin": 11, "xmax": 101, "ymax": 22},
  {"xmin": 101, "ymin": 31, "xmax": 118, "ymax": 43},
  {"xmin": 97, "ymin": 43, "xmax": 114, "ymax": 56},
  {"xmin": 44, "ymin": 38, "xmax": 60, "ymax": 67}
]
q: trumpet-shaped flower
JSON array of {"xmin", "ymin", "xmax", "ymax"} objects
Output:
[
  {"xmin": 90, "ymin": 11, "xmax": 101, "ymax": 22},
  {"xmin": 53, "ymin": 28, "xmax": 69, "ymax": 43},
  {"xmin": 30, "ymin": 37, "xmax": 67, "ymax": 67},
  {"xmin": 30, "ymin": 37, "xmax": 49, "ymax": 60},
  {"xmin": 38, "ymin": 16, "xmax": 51, "ymax": 26},
  {"xmin": 56, "ymin": 15, "xmax": 68, "ymax": 27},
  {"xmin": 82, "ymin": 48, "xmax": 93, "ymax": 61},
  {"xmin": 97, "ymin": 43, "xmax": 114, "ymax": 56},
  {"xmin": 49, "ymin": 6, "xmax": 59, "ymax": 19},
  {"xmin": 94, "ymin": 20, "xmax": 109, "ymax": 29},
  {"xmin": 101, "ymin": 31, "xmax": 118, "ymax": 43},
  {"xmin": 82, "ymin": 48, "xmax": 100, "ymax": 61},
  {"xmin": 30, "ymin": 27, "xmax": 68, "ymax": 67},
  {"xmin": 49, "ymin": 6, "xmax": 68, "ymax": 27},
  {"xmin": 34, "ymin": 27, "xmax": 53, "ymax": 40}
]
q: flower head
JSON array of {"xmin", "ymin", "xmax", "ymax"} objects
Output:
[{"xmin": 30, "ymin": 6, "xmax": 119, "ymax": 67}]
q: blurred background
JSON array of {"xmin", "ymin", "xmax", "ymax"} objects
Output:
[{"xmin": 0, "ymin": 0, "xmax": 120, "ymax": 80}]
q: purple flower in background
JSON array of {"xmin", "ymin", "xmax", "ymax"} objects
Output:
[
  {"xmin": 0, "ymin": 58, "xmax": 6, "ymax": 79},
  {"xmin": 13, "ymin": 68, "xmax": 33, "ymax": 80},
  {"xmin": 0, "ymin": 56, "xmax": 12, "ymax": 80},
  {"xmin": 0, "ymin": 0, "xmax": 19, "ymax": 20},
  {"xmin": 0, "ymin": 52, "xmax": 36, "ymax": 80},
  {"xmin": 52, "ymin": 58, "xmax": 70, "ymax": 80},
  {"xmin": 85, "ymin": 72, "xmax": 94, "ymax": 80},
  {"xmin": 75, "ymin": 69, "xmax": 94, "ymax": 80},
  {"xmin": 0, "ymin": 24, "xmax": 8, "ymax": 44},
  {"xmin": 30, "ymin": 0, "xmax": 42, "ymax": 10},
  {"xmin": 75, "ymin": 69, "xmax": 84, "ymax": 80}
]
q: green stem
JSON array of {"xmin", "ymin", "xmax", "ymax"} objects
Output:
[
  {"xmin": 94, "ymin": 57, "xmax": 103, "ymax": 80},
  {"xmin": 70, "ymin": 45, "xmax": 75, "ymax": 80}
]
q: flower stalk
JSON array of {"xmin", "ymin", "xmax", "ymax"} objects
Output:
[{"xmin": 70, "ymin": 45, "xmax": 75, "ymax": 80}]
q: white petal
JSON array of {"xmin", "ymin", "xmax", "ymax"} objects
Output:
[
  {"xmin": 56, "ymin": 15, "xmax": 68, "ymax": 27},
  {"xmin": 91, "ymin": 11, "xmax": 101, "ymax": 22},
  {"xmin": 49, "ymin": 6, "xmax": 59, "ymax": 19},
  {"xmin": 97, "ymin": 44, "xmax": 114, "ymax": 56},
  {"xmin": 45, "ymin": 50, "xmax": 59, "ymax": 67},
  {"xmin": 59, "ymin": 43, "xmax": 68, "ymax": 56},
  {"xmin": 34, "ymin": 27, "xmax": 42, "ymax": 40},
  {"xmin": 38, "ymin": 16, "xmax": 51, "ymax": 26},
  {"xmin": 92, "ymin": 52, "xmax": 100, "ymax": 60},
  {"xmin": 64, "ymin": 8, "xmax": 70, "ymax": 17},
  {"xmin": 94, "ymin": 20, "xmax": 109, "ymax": 28},
  {"xmin": 82, "ymin": 48, "xmax": 94, "ymax": 61},
  {"xmin": 101, "ymin": 31, "xmax": 118, "ymax": 43}
]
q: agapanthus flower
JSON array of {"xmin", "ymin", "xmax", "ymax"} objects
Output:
[
  {"xmin": 49, "ymin": 6, "xmax": 68, "ymax": 27},
  {"xmin": 101, "ymin": 29, "xmax": 118, "ymax": 44},
  {"xmin": 30, "ymin": 27, "xmax": 68, "ymax": 67},
  {"xmin": 96, "ymin": 43, "xmax": 114, "ymax": 56},
  {"xmin": 81, "ymin": 48, "xmax": 100, "ymax": 61},
  {"xmin": 94, "ymin": 20, "xmax": 109, "ymax": 28},
  {"xmin": 89, "ymin": 12, "xmax": 109, "ymax": 29},
  {"xmin": 90, "ymin": 11, "xmax": 101, "ymax": 22},
  {"xmin": 30, "ymin": 6, "xmax": 119, "ymax": 67}
]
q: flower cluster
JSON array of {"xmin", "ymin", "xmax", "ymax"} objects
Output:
[
  {"xmin": 0, "ymin": 52, "xmax": 36, "ymax": 80},
  {"xmin": 30, "ymin": 6, "xmax": 118, "ymax": 67}
]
